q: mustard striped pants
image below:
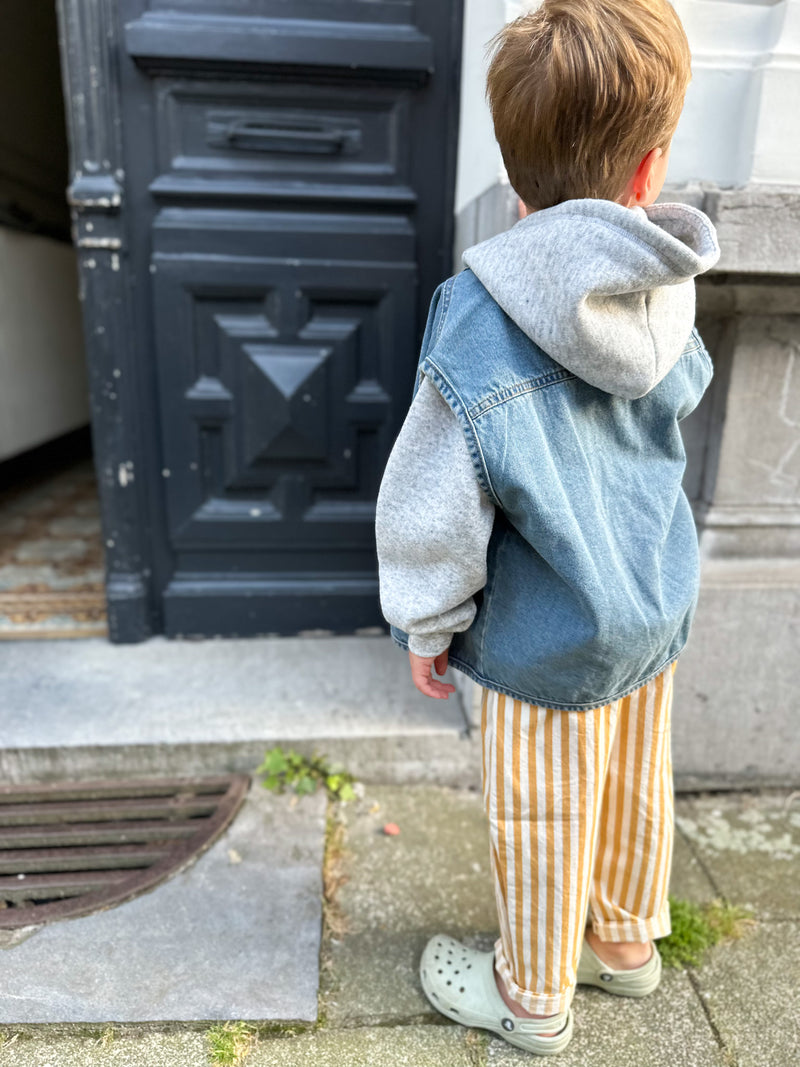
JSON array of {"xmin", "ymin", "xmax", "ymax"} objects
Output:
[{"xmin": 480, "ymin": 663, "xmax": 676, "ymax": 1015}]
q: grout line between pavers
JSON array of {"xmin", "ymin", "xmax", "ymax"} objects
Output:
[
  {"xmin": 675, "ymin": 819, "xmax": 726, "ymax": 899},
  {"xmin": 314, "ymin": 1013, "xmax": 452, "ymax": 1031},
  {"xmin": 686, "ymin": 967, "xmax": 738, "ymax": 1067}
]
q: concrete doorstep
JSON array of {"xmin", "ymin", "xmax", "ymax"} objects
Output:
[
  {"xmin": 0, "ymin": 636, "xmax": 479, "ymax": 786},
  {"xmin": 0, "ymin": 785, "xmax": 799, "ymax": 1066}
]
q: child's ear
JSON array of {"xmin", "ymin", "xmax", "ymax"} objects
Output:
[{"xmin": 619, "ymin": 146, "xmax": 664, "ymax": 208}]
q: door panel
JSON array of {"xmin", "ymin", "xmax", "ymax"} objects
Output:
[
  {"xmin": 152, "ymin": 209, "xmax": 416, "ymax": 615},
  {"xmin": 150, "ymin": 78, "xmax": 415, "ymax": 203}
]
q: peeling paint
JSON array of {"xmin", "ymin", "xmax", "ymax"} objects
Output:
[
  {"xmin": 111, "ymin": 253, "xmax": 120, "ymax": 272},
  {"xmin": 78, "ymin": 237, "xmax": 122, "ymax": 250},
  {"xmin": 162, "ymin": 468, "xmax": 171, "ymax": 478},
  {"xmin": 113, "ymin": 368, "xmax": 121, "ymax": 378},
  {"xmin": 70, "ymin": 195, "xmax": 122, "ymax": 209},
  {"xmin": 118, "ymin": 463, "xmax": 135, "ymax": 487}
]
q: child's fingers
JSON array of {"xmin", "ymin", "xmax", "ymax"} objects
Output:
[
  {"xmin": 409, "ymin": 651, "xmax": 456, "ymax": 700},
  {"xmin": 433, "ymin": 649, "xmax": 450, "ymax": 677}
]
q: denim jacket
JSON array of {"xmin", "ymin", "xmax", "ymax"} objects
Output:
[{"xmin": 378, "ymin": 199, "xmax": 720, "ymax": 710}]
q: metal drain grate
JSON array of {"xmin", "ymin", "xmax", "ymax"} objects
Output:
[{"xmin": 0, "ymin": 774, "xmax": 249, "ymax": 928}]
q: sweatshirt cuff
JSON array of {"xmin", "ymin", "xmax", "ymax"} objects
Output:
[{"xmin": 407, "ymin": 632, "xmax": 452, "ymax": 658}]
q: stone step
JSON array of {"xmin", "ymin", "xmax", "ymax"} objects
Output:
[{"xmin": 0, "ymin": 636, "xmax": 479, "ymax": 787}]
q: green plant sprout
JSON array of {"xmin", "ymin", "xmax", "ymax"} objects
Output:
[
  {"xmin": 256, "ymin": 746, "xmax": 357, "ymax": 802},
  {"xmin": 207, "ymin": 1021, "xmax": 257, "ymax": 1065},
  {"xmin": 658, "ymin": 896, "xmax": 755, "ymax": 969}
]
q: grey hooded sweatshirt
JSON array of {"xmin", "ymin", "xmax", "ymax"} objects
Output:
[{"xmin": 376, "ymin": 199, "xmax": 720, "ymax": 659}]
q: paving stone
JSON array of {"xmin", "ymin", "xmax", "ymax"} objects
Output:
[
  {"xmin": 670, "ymin": 811, "xmax": 718, "ymax": 904},
  {"xmin": 486, "ymin": 970, "xmax": 726, "ymax": 1066},
  {"xmin": 0, "ymin": 1026, "xmax": 480, "ymax": 1067},
  {"xmin": 322, "ymin": 786, "xmax": 718, "ymax": 1031},
  {"xmin": 0, "ymin": 785, "xmax": 326, "ymax": 1024},
  {"xmin": 0, "ymin": 1030, "xmax": 208, "ymax": 1067},
  {"xmin": 675, "ymin": 791, "xmax": 800, "ymax": 918},
  {"xmin": 248, "ymin": 1025, "xmax": 481, "ymax": 1066},
  {"xmin": 322, "ymin": 785, "xmax": 497, "ymax": 1027},
  {"xmin": 692, "ymin": 920, "xmax": 800, "ymax": 1067}
]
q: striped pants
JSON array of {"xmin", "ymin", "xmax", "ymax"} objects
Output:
[{"xmin": 481, "ymin": 663, "xmax": 676, "ymax": 1015}]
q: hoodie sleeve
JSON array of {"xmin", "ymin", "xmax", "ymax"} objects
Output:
[{"xmin": 376, "ymin": 374, "xmax": 495, "ymax": 658}]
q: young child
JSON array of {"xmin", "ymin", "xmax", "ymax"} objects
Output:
[{"xmin": 376, "ymin": 0, "xmax": 720, "ymax": 1056}]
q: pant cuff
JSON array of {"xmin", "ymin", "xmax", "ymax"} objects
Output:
[
  {"xmin": 494, "ymin": 939, "xmax": 575, "ymax": 1016},
  {"xmin": 590, "ymin": 906, "xmax": 671, "ymax": 943}
]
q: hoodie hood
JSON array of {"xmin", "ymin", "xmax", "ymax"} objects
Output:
[{"xmin": 462, "ymin": 199, "xmax": 720, "ymax": 399}]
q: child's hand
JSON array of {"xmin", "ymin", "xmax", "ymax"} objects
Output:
[{"xmin": 409, "ymin": 649, "xmax": 456, "ymax": 700}]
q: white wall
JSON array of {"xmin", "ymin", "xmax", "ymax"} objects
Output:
[
  {"xmin": 0, "ymin": 228, "xmax": 89, "ymax": 461},
  {"xmin": 673, "ymin": 0, "xmax": 800, "ymax": 186},
  {"xmin": 455, "ymin": 0, "xmax": 800, "ymax": 213},
  {"xmin": 454, "ymin": 0, "xmax": 507, "ymax": 213}
]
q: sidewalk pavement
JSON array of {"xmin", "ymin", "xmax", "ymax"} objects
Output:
[{"xmin": 1, "ymin": 781, "xmax": 798, "ymax": 1066}]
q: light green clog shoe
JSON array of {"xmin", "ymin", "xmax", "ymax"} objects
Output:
[
  {"xmin": 576, "ymin": 937, "xmax": 662, "ymax": 997},
  {"xmin": 420, "ymin": 934, "xmax": 573, "ymax": 1056}
]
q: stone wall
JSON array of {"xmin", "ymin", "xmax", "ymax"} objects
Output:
[{"xmin": 675, "ymin": 207, "xmax": 800, "ymax": 786}]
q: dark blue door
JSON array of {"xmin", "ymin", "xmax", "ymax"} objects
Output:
[{"xmin": 58, "ymin": 0, "xmax": 463, "ymax": 639}]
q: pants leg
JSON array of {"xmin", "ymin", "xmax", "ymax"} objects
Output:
[
  {"xmin": 589, "ymin": 663, "xmax": 676, "ymax": 942},
  {"xmin": 481, "ymin": 689, "xmax": 617, "ymax": 1014},
  {"xmin": 480, "ymin": 665, "xmax": 675, "ymax": 1015}
]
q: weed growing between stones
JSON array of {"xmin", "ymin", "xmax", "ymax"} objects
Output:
[
  {"xmin": 254, "ymin": 1022, "xmax": 309, "ymax": 1039},
  {"xmin": 257, "ymin": 747, "xmax": 358, "ymax": 802},
  {"xmin": 659, "ymin": 896, "xmax": 756, "ymax": 968},
  {"xmin": 94, "ymin": 1026, "xmax": 115, "ymax": 1049},
  {"xmin": 465, "ymin": 1027, "xmax": 490, "ymax": 1066},
  {"xmin": 207, "ymin": 1021, "xmax": 257, "ymax": 1065},
  {"xmin": 316, "ymin": 801, "xmax": 356, "ymax": 1028},
  {"xmin": 322, "ymin": 805, "xmax": 350, "ymax": 943},
  {"xmin": 0, "ymin": 1030, "xmax": 19, "ymax": 1053}
]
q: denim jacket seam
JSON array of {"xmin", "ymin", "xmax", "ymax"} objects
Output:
[
  {"xmin": 477, "ymin": 530, "xmax": 507, "ymax": 666},
  {"xmin": 421, "ymin": 358, "xmax": 502, "ymax": 508},
  {"xmin": 433, "ymin": 275, "xmax": 457, "ymax": 347},
  {"xmin": 469, "ymin": 370, "xmax": 577, "ymax": 420}
]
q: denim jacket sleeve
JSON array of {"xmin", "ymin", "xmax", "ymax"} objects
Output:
[{"xmin": 376, "ymin": 374, "xmax": 495, "ymax": 658}]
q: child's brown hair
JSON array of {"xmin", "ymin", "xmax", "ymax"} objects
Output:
[{"xmin": 486, "ymin": 0, "xmax": 691, "ymax": 210}]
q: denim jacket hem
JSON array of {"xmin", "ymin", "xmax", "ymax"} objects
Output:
[{"xmin": 391, "ymin": 625, "xmax": 681, "ymax": 710}]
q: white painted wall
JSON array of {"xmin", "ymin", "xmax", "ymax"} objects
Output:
[
  {"xmin": 454, "ymin": 0, "xmax": 507, "ymax": 213},
  {"xmin": 455, "ymin": 0, "xmax": 800, "ymax": 213},
  {"xmin": 0, "ymin": 228, "xmax": 89, "ymax": 461}
]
